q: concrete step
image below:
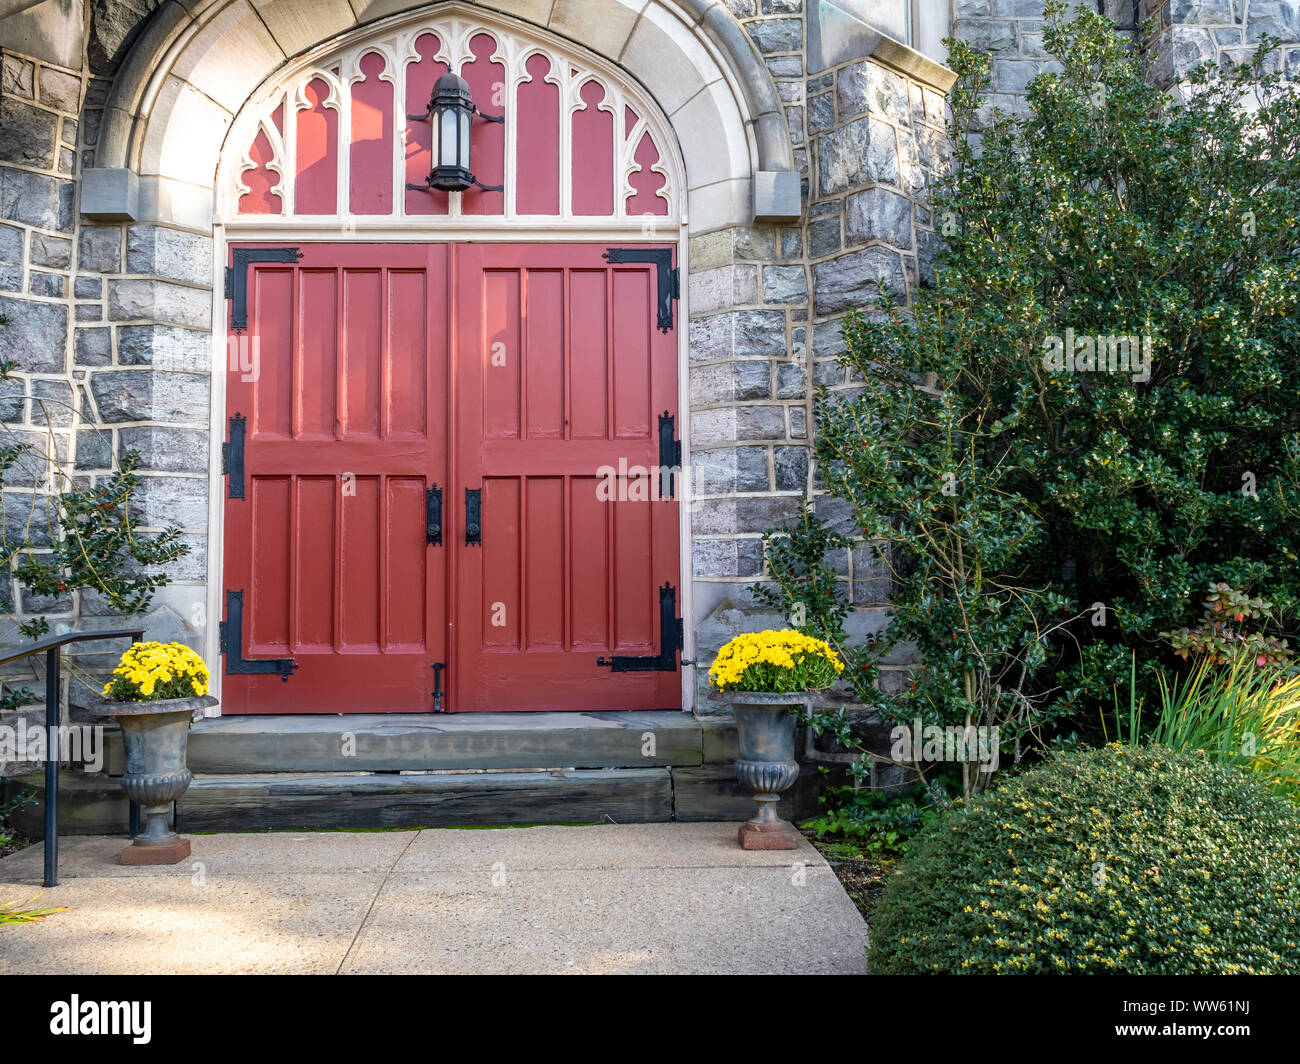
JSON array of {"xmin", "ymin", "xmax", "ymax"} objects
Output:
[
  {"xmin": 106, "ymin": 711, "xmax": 722, "ymax": 775},
  {"xmin": 5, "ymin": 761, "xmax": 830, "ymax": 835},
  {"xmin": 178, "ymin": 769, "xmax": 674, "ymax": 831}
]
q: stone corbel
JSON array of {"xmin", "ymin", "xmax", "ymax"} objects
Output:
[{"xmin": 81, "ymin": 167, "xmax": 139, "ymax": 222}]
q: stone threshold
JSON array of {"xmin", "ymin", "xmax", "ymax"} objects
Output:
[{"xmin": 105, "ymin": 710, "xmax": 738, "ymax": 775}]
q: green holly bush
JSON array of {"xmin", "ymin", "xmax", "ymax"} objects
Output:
[{"xmin": 798, "ymin": 5, "xmax": 1300, "ymax": 762}]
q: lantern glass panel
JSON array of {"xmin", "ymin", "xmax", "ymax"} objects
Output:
[
  {"xmin": 458, "ymin": 108, "xmax": 471, "ymax": 171},
  {"xmin": 439, "ymin": 108, "xmax": 459, "ymax": 171}
]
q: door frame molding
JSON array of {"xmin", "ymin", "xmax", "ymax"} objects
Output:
[{"xmin": 205, "ymin": 225, "xmax": 694, "ymax": 715}]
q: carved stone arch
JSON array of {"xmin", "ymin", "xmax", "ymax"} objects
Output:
[{"xmin": 84, "ymin": 0, "xmax": 799, "ymax": 232}]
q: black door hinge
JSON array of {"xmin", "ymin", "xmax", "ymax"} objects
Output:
[
  {"xmin": 602, "ymin": 247, "xmax": 678, "ymax": 332},
  {"xmin": 220, "ymin": 589, "xmax": 299, "ymax": 682},
  {"xmin": 225, "ymin": 246, "xmax": 303, "ymax": 332},
  {"xmin": 658, "ymin": 411, "xmax": 681, "ymax": 500},
  {"xmin": 222, "ymin": 412, "xmax": 246, "ymax": 500},
  {"xmin": 597, "ymin": 583, "xmax": 683, "ymax": 672}
]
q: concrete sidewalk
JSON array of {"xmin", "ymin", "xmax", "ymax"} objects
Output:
[{"xmin": 0, "ymin": 824, "xmax": 867, "ymax": 974}]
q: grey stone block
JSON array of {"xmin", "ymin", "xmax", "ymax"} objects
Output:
[
  {"xmin": 808, "ymin": 215, "xmax": 842, "ymax": 258},
  {"xmin": 89, "ymin": 369, "xmax": 210, "ymax": 424},
  {"xmin": 851, "ymin": 543, "xmax": 892, "ymax": 605},
  {"xmin": 0, "ymin": 99, "xmax": 57, "ymax": 168},
  {"xmin": 1247, "ymin": 2, "xmax": 1300, "ymax": 43},
  {"xmin": 118, "ymin": 426, "xmax": 210, "ymax": 472},
  {"xmin": 77, "ymin": 225, "xmax": 121, "ymax": 273},
  {"xmin": 774, "ymin": 445, "xmax": 810, "ymax": 491},
  {"xmin": 776, "ymin": 362, "xmax": 806, "ymax": 398},
  {"xmin": 837, "ymin": 60, "xmax": 910, "ymax": 125},
  {"xmin": 733, "ymin": 225, "xmax": 778, "ymax": 262},
  {"xmin": 31, "ymin": 379, "xmax": 74, "ymax": 426},
  {"xmin": 117, "ymin": 324, "xmax": 209, "ymax": 371},
  {"xmin": 747, "ymin": 17, "xmax": 803, "ymax": 54},
  {"xmin": 689, "ymin": 313, "xmax": 734, "ymax": 363},
  {"xmin": 28, "ymin": 271, "xmax": 66, "ymax": 298},
  {"xmin": 761, "ymin": 264, "xmax": 807, "ymax": 304},
  {"xmin": 133, "ymin": 475, "xmax": 209, "ymax": 530},
  {"xmin": 845, "ymin": 186, "xmax": 913, "ymax": 249},
  {"xmin": 74, "ymin": 276, "xmax": 102, "ymax": 300},
  {"xmin": 30, "ymin": 233, "xmax": 71, "ymax": 269},
  {"xmin": 1, "ymin": 492, "xmax": 55, "ymax": 547},
  {"xmin": 0, "ymin": 222, "xmax": 22, "ymax": 266},
  {"xmin": 817, "ymin": 116, "xmax": 898, "ymax": 196},
  {"xmin": 691, "ymin": 538, "xmax": 765, "ymax": 578},
  {"xmin": 735, "ymin": 493, "xmax": 801, "ymax": 533},
  {"xmin": 0, "ymin": 167, "xmax": 73, "ymax": 231},
  {"xmin": 814, "ymin": 493, "xmax": 857, "ymax": 536},
  {"xmin": 76, "ymin": 427, "xmax": 115, "ymax": 470},
  {"xmin": 127, "ymin": 225, "xmax": 213, "ymax": 287},
  {"xmin": 812, "ymin": 246, "xmax": 907, "ymax": 315},
  {"xmin": 38, "ymin": 68, "xmax": 82, "ymax": 113},
  {"xmin": 75, "ymin": 304, "xmax": 102, "ymax": 321},
  {"xmin": 688, "ymin": 446, "xmax": 771, "ymax": 494},
  {"xmin": 108, "ymin": 279, "xmax": 211, "ymax": 329},
  {"xmin": 1, "ymin": 54, "xmax": 34, "ymax": 99},
  {"xmin": 736, "ymin": 405, "xmax": 786, "ymax": 440},
  {"xmin": 813, "ymin": 318, "xmax": 848, "ymax": 359},
  {"xmin": 789, "ymin": 406, "xmax": 807, "ymax": 438},
  {"xmin": 917, "ymin": 227, "xmax": 944, "ymax": 287},
  {"xmin": 813, "ymin": 358, "xmax": 844, "ymax": 387},
  {"xmin": 764, "ymin": 57, "xmax": 803, "ymax": 82},
  {"xmin": 690, "ymin": 310, "xmax": 789, "ymax": 362},
  {"xmin": 0, "ymin": 375, "xmax": 24, "ymax": 420},
  {"xmin": 0, "ymin": 295, "xmax": 67, "ymax": 371},
  {"xmin": 807, "ymin": 91, "xmax": 835, "ymax": 136}
]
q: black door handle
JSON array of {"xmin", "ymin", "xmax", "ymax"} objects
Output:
[
  {"xmin": 426, "ymin": 484, "xmax": 442, "ymax": 545},
  {"xmin": 465, "ymin": 488, "xmax": 481, "ymax": 546}
]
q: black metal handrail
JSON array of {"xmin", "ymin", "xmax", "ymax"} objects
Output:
[{"xmin": 0, "ymin": 627, "xmax": 144, "ymax": 886}]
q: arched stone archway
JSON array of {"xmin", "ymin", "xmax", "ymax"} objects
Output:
[{"xmin": 83, "ymin": 0, "xmax": 799, "ymax": 231}]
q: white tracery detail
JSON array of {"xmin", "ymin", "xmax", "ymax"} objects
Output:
[{"xmin": 220, "ymin": 6, "xmax": 681, "ymax": 227}]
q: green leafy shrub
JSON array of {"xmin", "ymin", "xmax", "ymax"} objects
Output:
[
  {"xmin": 805, "ymin": 4, "xmax": 1300, "ymax": 762},
  {"xmin": 869, "ymin": 745, "xmax": 1300, "ymax": 973},
  {"xmin": 804, "ymin": 780, "xmax": 950, "ymax": 855},
  {"xmin": 1162, "ymin": 583, "xmax": 1293, "ymax": 668}
]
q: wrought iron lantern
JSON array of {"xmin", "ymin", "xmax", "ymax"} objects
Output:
[{"xmin": 407, "ymin": 72, "xmax": 503, "ymax": 193}]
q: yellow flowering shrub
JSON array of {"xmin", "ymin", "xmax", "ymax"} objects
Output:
[
  {"xmin": 102, "ymin": 641, "xmax": 210, "ymax": 702},
  {"xmin": 708, "ymin": 629, "xmax": 843, "ymax": 693}
]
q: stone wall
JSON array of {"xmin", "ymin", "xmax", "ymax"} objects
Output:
[
  {"xmin": 1, "ymin": 1, "xmax": 210, "ymax": 709},
  {"xmin": 687, "ymin": 0, "xmax": 955, "ymax": 713},
  {"xmin": 1142, "ymin": 0, "xmax": 1300, "ymax": 84}
]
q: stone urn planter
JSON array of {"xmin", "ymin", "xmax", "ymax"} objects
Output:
[
  {"xmin": 715, "ymin": 690, "xmax": 809, "ymax": 850},
  {"xmin": 93, "ymin": 639, "xmax": 217, "ymax": 865},
  {"xmin": 94, "ymin": 694, "xmax": 215, "ymax": 864},
  {"xmin": 708, "ymin": 629, "xmax": 843, "ymax": 849}
]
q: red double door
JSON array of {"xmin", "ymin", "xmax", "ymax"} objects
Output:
[{"xmin": 221, "ymin": 242, "xmax": 680, "ymax": 713}]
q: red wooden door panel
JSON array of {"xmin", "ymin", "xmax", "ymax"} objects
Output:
[
  {"xmin": 452, "ymin": 244, "xmax": 681, "ymax": 711},
  {"xmin": 223, "ymin": 243, "xmax": 448, "ymax": 713}
]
